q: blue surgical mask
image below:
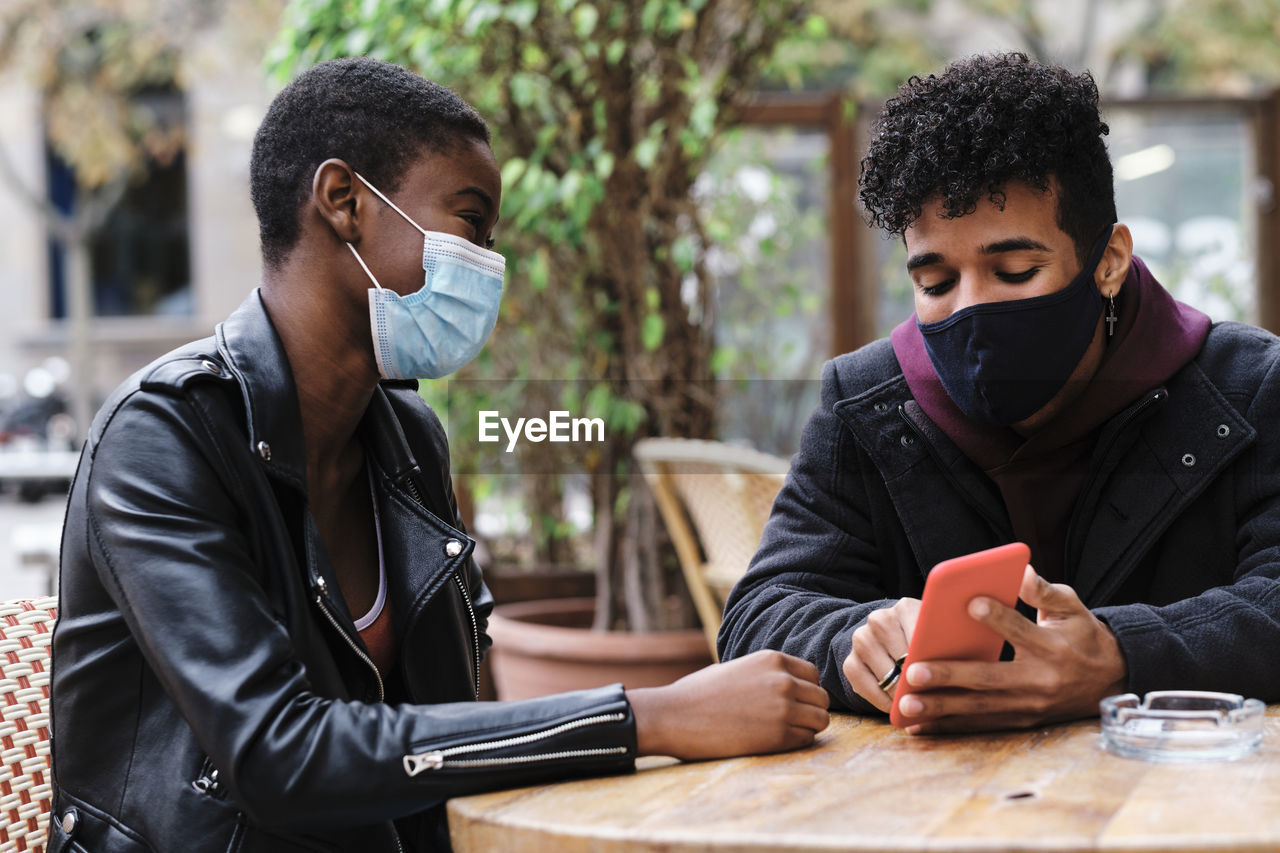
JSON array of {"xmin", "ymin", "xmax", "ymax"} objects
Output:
[
  {"xmin": 917, "ymin": 227, "xmax": 1113, "ymax": 426},
  {"xmin": 346, "ymin": 172, "xmax": 505, "ymax": 380}
]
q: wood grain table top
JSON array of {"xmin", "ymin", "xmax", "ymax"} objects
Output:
[{"xmin": 448, "ymin": 708, "xmax": 1280, "ymax": 852}]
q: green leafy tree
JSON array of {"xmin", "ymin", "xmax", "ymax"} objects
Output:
[{"xmin": 273, "ymin": 0, "xmax": 814, "ymax": 629}]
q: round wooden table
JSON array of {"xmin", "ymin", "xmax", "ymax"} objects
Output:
[{"xmin": 448, "ymin": 708, "xmax": 1280, "ymax": 852}]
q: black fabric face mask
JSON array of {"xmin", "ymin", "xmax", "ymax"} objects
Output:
[{"xmin": 917, "ymin": 227, "xmax": 1114, "ymax": 427}]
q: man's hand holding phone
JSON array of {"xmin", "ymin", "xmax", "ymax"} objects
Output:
[
  {"xmin": 895, "ymin": 566, "xmax": 1128, "ymax": 733},
  {"xmin": 842, "ymin": 544, "xmax": 1129, "ymax": 733},
  {"xmin": 843, "ymin": 597, "xmax": 921, "ymax": 714}
]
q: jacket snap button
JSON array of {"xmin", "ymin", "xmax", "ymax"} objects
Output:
[
  {"xmin": 873, "ymin": 402, "xmax": 889, "ymax": 413},
  {"xmin": 900, "ymin": 434, "xmax": 915, "ymax": 448},
  {"xmin": 61, "ymin": 810, "xmax": 77, "ymax": 834},
  {"xmin": 1217, "ymin": 424, "xmax": 1230, "ymax": 438},
  {"xmin": 445, "ymin": 539, "xmax": 463, "ymax": 557},
  {"xmin": 1181, "ymin": 453, "xmax": 1196, "ymax": 467},
  {"xmin": 201, "ymin": 359, "xmax": 222, "ymax": 375},
  {"xmin": 257, "ymin": 441, "xmax": 272, "ymax": 461}
]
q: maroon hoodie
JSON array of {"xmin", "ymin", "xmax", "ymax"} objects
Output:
[{"xmin": 890, "ymin": 256, "xmax": 1211, "ymax": 582}]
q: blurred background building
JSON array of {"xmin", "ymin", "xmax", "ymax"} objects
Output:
[{"xmin": 0, "ymin": 2, "xmax": 279, "ymax": 441}]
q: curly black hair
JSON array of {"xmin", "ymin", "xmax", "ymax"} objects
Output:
[
  {"xmin": 859, "ymin": 53, "xmax": 1116, "ymax": 263},
  {"xmin": 250, "ymin": 57, "xmax": 491, "ymax": 269}
]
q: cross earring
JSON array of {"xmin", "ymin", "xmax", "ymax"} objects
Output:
[{"xmin": 1105, "ymin": 292, "xmax": 1118, "ymax": 339}]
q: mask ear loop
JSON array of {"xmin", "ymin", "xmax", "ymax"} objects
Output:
[
  {"xmin": 353, "ymin": 171, "xmax": 429, "ymax": 237},
  {"xmin": 346, "ymin": 242, "xmax": 384, "ymax": 290},
  {"xmin": 345, "ymin": 171, "xmax": 430, "ymax": 291}
]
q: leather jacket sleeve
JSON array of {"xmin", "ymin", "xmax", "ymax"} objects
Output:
[{"xmin": 75, "ymin": 386, "xmax": 635, "ymax": 835}]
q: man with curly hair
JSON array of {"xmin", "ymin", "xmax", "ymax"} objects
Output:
[{"xmin": 720, "ymin": 52, "xmax": 1280, "ymax": 733}]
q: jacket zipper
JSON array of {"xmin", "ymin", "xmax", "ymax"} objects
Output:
[
  {"xmin": 313, "ymin": 576, "xmax": 385, "ymax": 703},
  {"xmin": 403, "ymin": 476, "xmax": 481, "ymax": 700},
  {"xmin": 194, "ymin": 753, "xmax": 404, "ymax": 853},
  {"xmin": 1064, "ymin": 388, "xmax": 1168, "ymax": 594},
  {"xmin": 402, "ymin": 712, "xmax": 628, "ymax": 777},
  {"xmin": 312, "ymin": 583, "xmax": 404, "ymax": 853},
  {"xmin": 1080, "ymin": 389, "xmax": 1168, "ymax": 486},
  {"xmin": 391, "ymin": 476, "xmax": 471, "ymax": 853},
  {"xmin": 453, "ymin": 572, "xmax": 481, "ymax": 700},
  {"xmin": 191, "ymin": 756, "xmax": 224, "ymax": 797}
]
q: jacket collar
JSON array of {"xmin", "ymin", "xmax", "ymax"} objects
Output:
[
  {"xmin": 214, "ymin": 289, "xmax": 428, "ymax": 496},
  {"xmin": 216, "ymin": 289, "xmax": 309, "ymax": 491},
  {"xmin": 833, "ymin": 376, "xmax": 1013, "ymax": 575},
  {"xmin": 360, "ymin": 385, "xmax": 425, "ymax": 488}
]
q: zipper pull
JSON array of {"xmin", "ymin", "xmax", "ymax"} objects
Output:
[
  {"xmin": 403, "ymin": 751, "xmax": 445, "ymax": 777},
  {"xmin": 192, "ymin": 762, "xmax": 223, "ymax": 795},
  {"xmin": 315, "ymin": 576, "xmax": 329, "ymax": 598}
]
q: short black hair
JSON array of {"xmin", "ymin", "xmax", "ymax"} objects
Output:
[
  {"xmin": 859, "ymin": 52, "xmax": 1116, "ymax": 263},
  {"xmin": 250, "ymin": 57, "xmax": 491, "ymax": 268}
]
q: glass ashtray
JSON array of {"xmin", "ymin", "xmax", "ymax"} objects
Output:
[{"xmin": 1100, "ymin": 691, "xmax": 1264, "ymax": 762}]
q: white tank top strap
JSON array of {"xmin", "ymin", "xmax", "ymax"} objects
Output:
[{"xmin": 353, "ymin": 464, "xmax": 388, "ymax": 631}]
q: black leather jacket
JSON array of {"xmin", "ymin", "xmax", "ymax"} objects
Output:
[{"xmin": 51, "ymin": 291, "xmax": 636, "ymax": 852}]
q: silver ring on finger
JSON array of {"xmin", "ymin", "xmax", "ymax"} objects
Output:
[{"xmin": 876, "ymin": 656, "xmax": 906, "ymax": 694}]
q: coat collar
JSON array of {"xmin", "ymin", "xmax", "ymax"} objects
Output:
[
  {"xmin": 215, "ymin": 289, "xmax": 308, "ymax": 491},
  {"xmin": 832, "ymin": 375, "xmax": 1013, "ymax": 575},
  {"xmin": 213, "ymin": 288, "xmax": 424, "ymax": 494}
]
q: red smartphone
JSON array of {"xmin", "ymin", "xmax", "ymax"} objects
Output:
[{"xmin": 888, "ymin": 542, "xmax": 1030, "ymax": 728}]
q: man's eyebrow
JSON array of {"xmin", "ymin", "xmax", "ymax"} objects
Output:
[
  {"xmin": 453, "ymin": 186, "xmax": 496, "ymax": 214},
  {"xmin": 906, "ymin": 252, "xmax": 943, "ymax": 272},
  {"xmin": 905, "ymin": 237, "xmax": 1053, "ymax": 271},
  {"xmin": 981, "ymin": 237, "xmax": 1052, "ymax": 255}
]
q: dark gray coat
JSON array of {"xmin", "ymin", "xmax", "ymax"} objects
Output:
[{"xmin": 719, "ymin": 322, "xmax": 1280, "ymax": 712}]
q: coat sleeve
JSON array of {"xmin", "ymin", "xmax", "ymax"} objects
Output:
[
  {"xmin": 79, "ymin": 389, "xmax": 634, "ymax": 834},
  {"xmin": 717, "ymin": 359, "xmax": 899, "ymax": 712},
  {"xmin": 1094, "ymin": 349, "xmax": 1280, "ymax": 701}
]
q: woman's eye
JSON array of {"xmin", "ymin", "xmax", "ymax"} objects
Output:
[
  {"xmin": 459, "ymin": 213, "xmax": 494, "ymax": 248},
  {"xmin": 996, "ymin": 267, "xmax": 1040, "ymax": 283}
]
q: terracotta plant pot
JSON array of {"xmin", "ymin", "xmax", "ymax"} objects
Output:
[{"xmin": 486, "ymin": 597, "xmax": 713, "ymax": 700}]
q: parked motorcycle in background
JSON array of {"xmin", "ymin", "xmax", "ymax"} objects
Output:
[{"xmin": 0, "ymin": 359, "xmax": 80, "ymax": 503}]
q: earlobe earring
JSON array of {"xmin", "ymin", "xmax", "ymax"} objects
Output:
[{"xmin": 1105, "ymin": 292, "xmax": 1118, "ymax": 339}]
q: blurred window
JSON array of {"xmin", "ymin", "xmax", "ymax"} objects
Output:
[
  {"xmin": 705, "ymin": 94, "xmax": 861, "ymax": 456},
  {"xmin": 1106, "ymin": 102, "xmax": 1255, "ymax": 324},
  {"xmin": 46, "ymin": 86, "xmax": 192, "ymax": 319},
  {"xmin": 703, "ymin": 125, "xmax": 831, "ymax": 456}
]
